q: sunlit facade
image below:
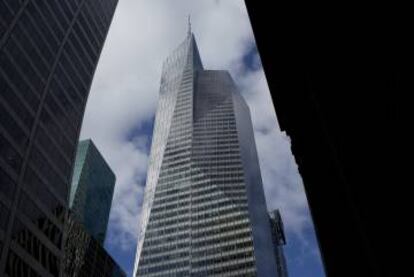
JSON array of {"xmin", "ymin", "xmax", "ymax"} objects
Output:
[{"xmin": 134, "ymin": 30, "xmax": 277, "ymax": 276}]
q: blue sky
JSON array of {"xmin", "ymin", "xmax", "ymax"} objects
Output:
[{"xmin": 80, "ymin": 1, "xmax": 326, "ymax": 276}]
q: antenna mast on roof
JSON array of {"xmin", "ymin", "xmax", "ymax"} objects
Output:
[{"xmin": 187, "ymin": 14, "xmax": 191, "ymax": 36}]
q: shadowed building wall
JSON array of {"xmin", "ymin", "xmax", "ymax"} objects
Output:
[{"xmin": 0, "ymin": 1, "xmax": 118, "ymax": 275}]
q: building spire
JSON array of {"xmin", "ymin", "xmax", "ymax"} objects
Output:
[{"xmin": 187, "ymin": 14, "xmax": 191, "ymax": 36}]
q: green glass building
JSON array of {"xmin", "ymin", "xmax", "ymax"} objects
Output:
[{"xmin": 70, "ymin": 139, "xmax": 115, "ymax": 245}]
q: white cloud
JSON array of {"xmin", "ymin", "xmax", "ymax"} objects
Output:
[
  {"xmin": 81, "ymin": 0, "xmax": 315, "ymax": 264},
  {"xmin": 235, "ymin": 63, "xmax": 312, "ymax": 235}
]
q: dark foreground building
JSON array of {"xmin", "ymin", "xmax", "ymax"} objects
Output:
[
  {"xmin": 61, "ymin": 212, "xmax": 125, "ymax": 277},
  {"xmin": 134, "ymin": 28, "xmax": 277, "ymax": 276},
  {"xmin": 0, "ymin": 1, "xmax": 118, "ymax": 275},
  {"xmin": 70, "ymin": 139, "xmax": 115, "ymax": 245},
  {"xmin": 244, "ymin": 1, "xmax": 403, "ymax": 276}
]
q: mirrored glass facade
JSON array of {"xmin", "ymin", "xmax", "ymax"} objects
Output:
[
  {"xmin": 0, "ymin": 0, "xmax": 118, "ymax": 275},
  {"xmin": 134, "ymin": 32, "xmax": 278, "ymax": 276},
  {"xmin": 70, "ymin": 139, "xmax": 115, "ymax": 245}
]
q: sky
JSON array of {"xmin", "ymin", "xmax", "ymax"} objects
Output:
[{"xmin": 80, "ymin": 1, "xmax": 325, "ymax": 276}]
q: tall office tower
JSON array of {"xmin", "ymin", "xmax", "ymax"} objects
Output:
[
  {"xmin": 134, "ymin": 27, "xmax": 278, "ymax": 276},
  {"xmin": 70, "ymin": 139, "xmax": 115, "ymax": 244},
  {"xmin": 0, "ymin": 1, "xmax": 117, "ymax": 276},
  {"xmin": 269, "ymin": 210, "xmax": 289, "ymax": 277}
]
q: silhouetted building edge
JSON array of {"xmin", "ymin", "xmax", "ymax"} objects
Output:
[{"xmin": 244, "ymin": 1, "xmax": 403, "ymax": 276}]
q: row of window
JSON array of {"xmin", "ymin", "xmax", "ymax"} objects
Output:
[
  {"xmin": 193, "ymin": 129, "xmax": 238, "ymax": 136},
  {"xmin": 147, "ymin": 213, "xmax": 191, "ymax": 230},
  {"xmin": 0, "ymin": 126, "xmax": 25, "ymax": 174},
  {"xmin": 143, "ymin": 232, "xmax": 190, "ymax": 249},
  {"xmin": 192, "ymin": 185, "xmax": 246, "ymax": 198},
  {"xmin": 0, "ymin": 201, "xmax": 9, "ymax": 231},
  {"xmin": 141, "ymin": 242, "xmax": 190, "ymax": 256},
  {"xmin": 0, "ymin": 74, "xmax": 34, "ymax": 139},
  {"xmin": 151, "ymin": 199, "xmax": 190, "ymax": 214},
  {"xmin": 39, "ymin": 103, "xmax": 76, "ymax": 159},
  {"xmin": 34, "ymin": 126, "xmax": 71, "ymax": 181},
  {"xmin": 140, "ymin": 251, "xmax": 189, "ymax": 266},
  {"xmin": 197, "ymin": 166, "xmax": 244, "ymax": 174},
  {"xmin": 192, "ymin": 240, "xmax": 253, "ymax": 262},
  {"xmin": 193, "ymin": 136, "xmax": 239, "ymax": 144},
  {"xmin": 194, "ymin": 118, "xmax": 236, "ymax": 126},
  {"xmin": 43, "ymin": 82, "xmax": 79, "ymax": 148},
  {"xmin": 190, "ymin": 261, "xmax": 255, "ymax": 276},
  {"xmin": 174, "ymin": 100, "xmax": 192, "ymax": 112},
  {"xmin": 172, "ymin": 107, "xmax": 192, "ymax": 119},
  {"xmin": 161, "ymin": 150, "xmax": 191, "ymax": 163},
  {"xmin": 137, "ymin": 261, "xmax": 189, "ymax": 275},
  {"xmin": 164, "ymin": 139, "xmax": 191, "ymax": 152},
  {"xmin": 193, "ymin": 160, "xmax": 242, "ymax": 167},
  {"xmin": 157, "ymin": 171, "xmax": 191, "ymax": 184},
  {"xmin": 11, "ymin": 219, "xmax": 60, "ymax": 276},
  {"xmin": 158, "ymin": 165, "xmax": 190, "ymax": 178},
  {"xmin": 3, "ymin": 35, "xmax": 45, "ymax": 96},
  {"xmin": 153, "ymin": 188, "xmax": 190, "ymax": 203},
  {"xmin": 192, "ymin": 222, "xmax": 251, "ymax": 240},
  {"xmin": 149, "ymin": 205, "xmax": 191, "ymax": 222},
  {"xmin": 195, "ymin": 106, "xmax": 234, "ymax": 114},
  {"xmin": 192, "ymin": 199, "xmax": 247, "ymax": 214},
  {"xmin": 191, "ymin": 205, "xmax": 248, "ymax": 223},
  {"xmin": 190, "ymin": 211, "xmax": 249, "ymax": 229},
  {"xmin": 23, "ymin": 166, "xmax": 65, "ymax": 224},
  {"xmin": 144, "ymin": 223, "xmax": 191, "ymax": 240},
  {"xmin": 192, "ymin": 217, "xmax": 251, "ymax": 239},
  {"xmin": 191, "ymin": 154, "xmax": 242, "ymax": 162},
  {"xmin": 194, "ymin": 119, "xmax": 237, "ymax": 127},
  {"xmin": 5, "ymin": 250, "xmax": 42, "ymax": 277},
  {"xmin": 160, "ymin": 157, "xmax": 191, "ymax": 169},
  {"xmin": 18, "ymin": 192, "xmax": 63, "ymax": 248},
  {"xmin": 192, "ymin": 144, "xmax": 240, "ymax": 151},
  {"xmin": 167, "ymin": 120, "xmax": 192, "ymax": 132},
  {"xmin": 0, "ymin": 70, "xmax": 36, "ymax": 131},
  {"xmin": 28, "ymin": 146, "xmax": 69, "ymax": 202},
  {"xmin": 192, "ymin": 172, "xmax": 244, "ymax": 182},
  {"xmin": 0, "ymin": 166, "xmax": 17, "ymax": 201},
  {"xmin": 152, "ymin": 183, "xmax": 246, "ymax": 211}
]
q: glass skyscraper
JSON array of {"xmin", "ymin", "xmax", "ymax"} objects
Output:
[
  {"xmin": 134, "ymin": 28, "xmax": 278, "ymax": 276},
  {"xmin": 0, "ymin": 1, "xmax": 117, "ymax": 276},
  {"xmin": 70, "ymin": 139, "xmax": 115, "ymax": 245}
]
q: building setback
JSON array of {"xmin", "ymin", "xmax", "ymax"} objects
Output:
[
  {"xmin": 133, "ymin": 29, "xmax": 278, "ymax": 276},
  {"xmin": 0, "ymin": 1, "xmax": 118, "ymax": 276},
  {"xmin": 70, "ymin": 139, "xmax": 115, "ymax": 245}
]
